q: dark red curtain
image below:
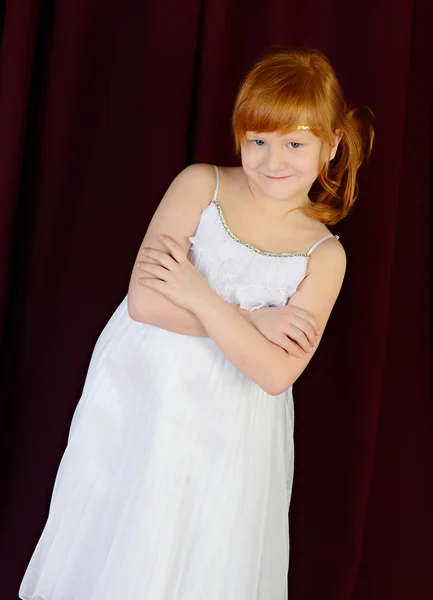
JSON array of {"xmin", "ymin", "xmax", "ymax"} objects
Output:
[{"xmin": 1, "ymin": 0, "xmax": 432, "ymax": 598}]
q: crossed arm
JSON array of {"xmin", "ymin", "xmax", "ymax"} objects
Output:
[
  {"xmin": 127, "ymin": 164, "xmax": 346, "ymax": 396},
  {"xmin": 128, "ymin": 235, "xmax": 346, "ymax": 396}
]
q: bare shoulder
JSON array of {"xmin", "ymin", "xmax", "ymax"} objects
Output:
[
  {"xmin": 305, "ymin": 235, "xmax": 347, "ymax": 289},
  {"xmin": 173, "ymin": 162, "xmax": 218, "ymax": 210},
  {"xmin": 180, "ymin": 162, "xmax": 216, "ymax": 180},
  {"xmin": 310, "ymin": 234, "xmax": 346, "ymax": 271}
]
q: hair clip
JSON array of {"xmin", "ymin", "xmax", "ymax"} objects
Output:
[{"xmin": 296, "ymin": 125, "xmax": 311, "ymax": 130}]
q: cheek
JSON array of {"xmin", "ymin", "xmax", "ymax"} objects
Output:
[
  {"xmin": 241, "ymin": 148, "xmax": 265, "ymax": 171},
  {"xmin": 298, "ymin": 152, "xmax": 322, "ymax": 176}
]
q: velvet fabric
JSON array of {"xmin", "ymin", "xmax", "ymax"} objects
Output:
[{"xmin": 0, "ymin": 0, "xmax": 432, "ymax": 598}]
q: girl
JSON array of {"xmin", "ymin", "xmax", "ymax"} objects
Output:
[{"xmin": 19, "ymin": 47, "xmax": 374, "ymax": 599}]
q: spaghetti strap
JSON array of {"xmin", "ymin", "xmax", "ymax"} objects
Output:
[
  {"xmin": 212, "ymin": 165, "xmax": 220, "ymax": 201},
  {"xmin": 307, "ymin": 233, "xmax": 340, "ymax": 256}
]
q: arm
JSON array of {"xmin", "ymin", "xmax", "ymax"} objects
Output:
[
  {"xmin": 130, "ymin": 297, "xmax": 254, "ymax": 337},
  {"xmin": 194, "ymin": 241, "xmax": 347, "ymax": 396},
  {"xmin": 127, "ymin": 162, "xmax": 218, "ymax": 324},
  {"xmin": 139, "ymin": 234, "xmax": 346, "ymax": 396},
  {"xmin": 132, "ymin": 289, "xmax": 319, "ymax": 358}
]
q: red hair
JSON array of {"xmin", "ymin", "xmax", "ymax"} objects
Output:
[{"xmin": 232, "ymin": 47, "xmax": 375, "ymax": 225}]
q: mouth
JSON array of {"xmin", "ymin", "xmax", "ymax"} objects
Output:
[{"xmin": 264, "ymin": 175, "xmax": 292, "ymax": 180}]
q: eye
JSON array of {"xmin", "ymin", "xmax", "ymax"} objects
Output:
[
  {"xmin": 253, "ymin": 140, "xmax": 266, "ymax": 147},
  {"xmin": 288, "ymin": 142, "xmax": 302, "ymax": 149}
]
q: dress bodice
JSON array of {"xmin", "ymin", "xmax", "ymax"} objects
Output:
[
  {"xmin": 188, "ymin": 165, "xmax": 339, "ymax": 312},
  {"xmin": 188, "ymin": 200, "xmax": 310, "ymax": 311}
]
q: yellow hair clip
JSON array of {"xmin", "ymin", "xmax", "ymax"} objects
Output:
[{"xmin": 296, "ymin": 125, "xmax": 311, "ymax": 130}]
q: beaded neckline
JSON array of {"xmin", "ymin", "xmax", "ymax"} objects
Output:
[{"xmin": 211, "ymin": 197, "xmax": 310, "ymax": 259}]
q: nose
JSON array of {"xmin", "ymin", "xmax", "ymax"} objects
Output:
[{"xmin": 266, "ymin": 147, "xmax": 287, "ymax": 173}]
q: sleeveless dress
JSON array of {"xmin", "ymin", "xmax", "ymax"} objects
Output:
[{"xmin": 19, "ymin": 165, "xmax": 339, "ymax": 600}]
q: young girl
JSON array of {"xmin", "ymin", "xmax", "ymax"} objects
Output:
[{"xmin": 19, "ymin": 47, "xmax": 374, "ymax": 600}]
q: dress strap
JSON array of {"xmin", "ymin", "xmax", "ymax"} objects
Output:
[
  {"xmin": 212, "ymin": 165, "xmax": 220, "ymax": 201},
  {"xmin": 307, "ymin": 233, "xmax": 340, "ymax": 256}
]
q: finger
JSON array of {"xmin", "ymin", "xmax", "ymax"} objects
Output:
[
  {"xmin": 137, "ymin": 277, "xmax": 166, "ymax": 293},
  {"xmin": 159, "ymin": 235, "xmax": 187, "ymax": 263},
  {"xmin": 289, "ymin": 305, "xmax": 321, "ymax": 336},
  {"xmin": 289, "ymin": 314, "xmax": 319, "ymax": 346},
  {"xmin": 278, "ymin": 337, "xmax": 305, "ymax": 359},
  {"xmin": 137, "ymin": 263, "xmax": 170, "ymax": 281},
  {"xmin": 284, "ymin": 323, "xmax": 314, "ymax": 352},
  {"xmin": 135, "ymin": 258, "xmax": 160, "ymax": 270},
  {"xmin": 140, "ymin": 248, "xmax": 177, "ymax": 270}
]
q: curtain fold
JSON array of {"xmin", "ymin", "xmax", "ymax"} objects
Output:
[{"xmin": 0, "ymin": 0, "xmax": 431, "ymax": 598}]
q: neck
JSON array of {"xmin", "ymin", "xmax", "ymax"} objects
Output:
[{"xmin": 246, "ymin": 181, "xmax": 312, "ymax": 220}]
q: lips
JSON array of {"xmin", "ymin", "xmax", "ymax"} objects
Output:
[{"xmin": 265, "ymin": 175, "xmax": 291, "ymax": 179}]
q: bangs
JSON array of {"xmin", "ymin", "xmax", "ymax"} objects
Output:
[
  {"xmin": 232, "ymin": 52, "xmax": 335, "ymax": 152},
  {"xmin": 235, "ymin": 95, "xmax": 318, "ymax": 136}
]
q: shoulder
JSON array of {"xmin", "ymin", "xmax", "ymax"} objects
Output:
[
  {"xmin": 183, "ymin": 164, "xmax": 244, "ymax": 186},
  {"xmin": 180, "ymin": 162, "xmax": 216, "ymax": 180},
  {"xmin": 305, "ymin": 234, "xmax": 346, "ymax": 284},
  {"xmin": 300, "ymin": 237, "xmax": 346, "ymax": 307},
  {"xmin": 310, "ymin": 234, "xmax": 346, "ymax": 269},
  {"xmin": 167, "ymin": 163, "xmax": 218, "ymax": 211},
  {"xmin": 295, "ymin": 210, "xmax": 345, "ymax": 269},
  {"xmin": 177, "ymin": 163, "xmax": 216, "ymax": 189}
]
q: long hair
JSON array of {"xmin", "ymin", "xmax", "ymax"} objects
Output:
[{"xmin": 232, "ymin": 47, "xmax": 375, "ymax": 225}]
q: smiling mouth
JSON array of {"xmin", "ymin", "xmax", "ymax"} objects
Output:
[{"xmin": 265, "ymin": 175, "xmax": 292, "ymax": 179}]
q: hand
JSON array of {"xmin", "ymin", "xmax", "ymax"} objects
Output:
[
  {"xmin": 245, "ymin": 304, "xmax": 321, "ymax": 359},
  {"xmin": 135, "ymin": 235, "xmax": 217, "ymax": 313}
]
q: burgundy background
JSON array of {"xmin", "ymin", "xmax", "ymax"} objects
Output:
[{"xmin": 0, "ymin": 0, "xmax": 432, "ymax": 598}]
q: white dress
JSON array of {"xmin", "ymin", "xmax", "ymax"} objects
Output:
[{"xmin": 19, "ymin": 165, "xmax": 338, "ymax": 600}]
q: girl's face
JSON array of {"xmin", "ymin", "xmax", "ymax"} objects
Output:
[{"xmin": 240, "ymin": 128, "xmax": 340, "ymax": 204}]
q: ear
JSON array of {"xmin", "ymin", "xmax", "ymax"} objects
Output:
[{"xmin": 329, "ymin": 127, "xmax": 343, "ymax": 160}]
